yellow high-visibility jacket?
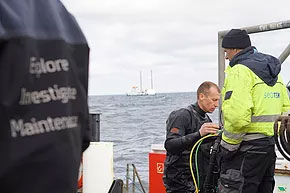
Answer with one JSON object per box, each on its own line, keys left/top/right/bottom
{"left": 221, "top": 47, "right": 290, "bottom": 150}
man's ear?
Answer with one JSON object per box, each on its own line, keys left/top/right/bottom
{"left": 199, "top": 93, "right": 205, "bottom": 100}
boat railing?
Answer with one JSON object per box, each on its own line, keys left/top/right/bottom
{"left": 124, "top": 163, "right": 147, "bottom": 193}
{"left": 287, "top": 80, "right": 290, "bottom": 92}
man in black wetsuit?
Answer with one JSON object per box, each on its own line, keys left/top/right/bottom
{"left": 163, "top": 81, "right": 220, "bottom": 193}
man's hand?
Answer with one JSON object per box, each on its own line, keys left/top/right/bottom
{"left": 199, "top": 122, "right": 219, "bottom": 137}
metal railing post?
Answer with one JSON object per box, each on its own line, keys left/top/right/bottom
{"left": 218, "top": 20, "right": 290, "bottom": 37}
{"left": 279, "top": 43, "right": 290, "bottom": 64}
{"left": 218, "top": 33, "right": 225, "bottom": 90}
{"left": 132, "top": 164, "right": 146, "bottom": 193}
{"left": 126, "top": 164, "right": 129, "bottom": 192}
{"left": 132, "top": 166, "right": 135, "bottom": 193}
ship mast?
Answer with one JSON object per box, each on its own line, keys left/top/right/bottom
{"left": 150, "top": 70, "right": 154, "bottom": 89}
{"left": 140, "top": 71, "right": 143, "bottom": 93}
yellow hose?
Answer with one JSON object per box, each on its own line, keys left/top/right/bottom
{"left": 189, "top": 134, "right": 217, "bottom": 193}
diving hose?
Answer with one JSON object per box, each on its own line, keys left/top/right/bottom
{"left": 189, "top": 133, "right": 218, "bottom": 193}
{"left": 274, "top": 115, "right": 290, "bottom": 162}
{"left": 203, "top": 132, "right": 222, "bottom": 193}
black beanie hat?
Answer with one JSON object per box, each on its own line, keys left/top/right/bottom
{"left": 222, "top": 29, "right": 251, "bottom": 49}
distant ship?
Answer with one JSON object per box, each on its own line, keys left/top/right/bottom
{"left": 127, "top": 70, "right": 156, "bottom": 96}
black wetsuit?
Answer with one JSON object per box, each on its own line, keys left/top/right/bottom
{"left": 163, "top": 103, "right": 214, "bottom": 193}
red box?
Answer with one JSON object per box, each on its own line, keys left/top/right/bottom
{"left": 149, "top": 151, "right": 166, "bottom": 193}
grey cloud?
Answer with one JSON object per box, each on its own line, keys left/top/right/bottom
{"left": 61, "top": 0, "right": 290, "bottom": 95}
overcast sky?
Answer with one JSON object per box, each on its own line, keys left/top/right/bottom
{"left": 60, "top": 0, "right": 290, "bottom": 95}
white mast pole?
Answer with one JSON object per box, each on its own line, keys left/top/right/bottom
{"left": 140, "top": 71, "right": 143, "bottom": 92}
{"left": 150, "top": 70, "right": 153, "bottom": 89}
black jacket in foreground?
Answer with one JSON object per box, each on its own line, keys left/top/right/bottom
{"left": 0, "top": 1, "right": 90, "bottom": 193}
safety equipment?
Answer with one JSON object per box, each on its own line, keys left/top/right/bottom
{"left": 203, "top": 132, "right": 222, "bottom": 193}
{"left": 222, "top": 61, "right": 290, "bottom": 149}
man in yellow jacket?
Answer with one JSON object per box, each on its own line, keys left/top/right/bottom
{"left": 219, "top": 29, "right": 290, "bottom": 193}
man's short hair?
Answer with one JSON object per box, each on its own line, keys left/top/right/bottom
{"left": 197, "top": 81, "right": 220, "bottom": 99}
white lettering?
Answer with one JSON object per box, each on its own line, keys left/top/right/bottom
{"left": 29, "top": 57, "right": 69, "bottom": 78}
{"left": 10, "top": 119, "right": 23, "bottom": 137}
{"left": 19, "top": 85, "right": 77, "bottom": 105}
{"left": 10, "top": 116, "right": 79, "bottom": 138}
